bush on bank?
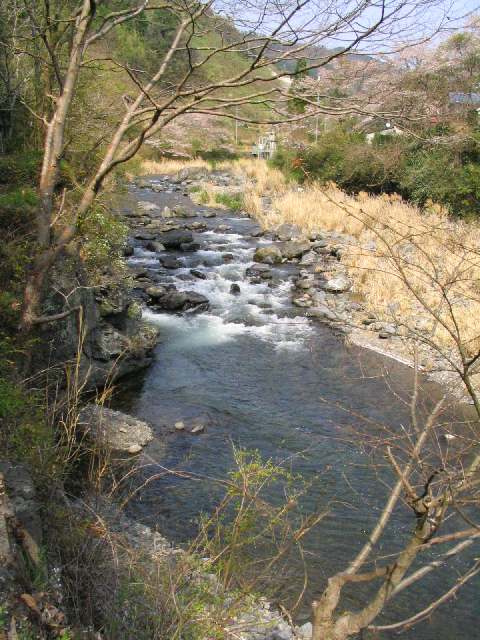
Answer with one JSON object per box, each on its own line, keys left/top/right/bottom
{"left": 271, "top": 127, "right": 480, "bottom": 218}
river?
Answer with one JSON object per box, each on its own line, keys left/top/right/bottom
{"left": 114, "top": 174, "right": 479, "bottom": 639}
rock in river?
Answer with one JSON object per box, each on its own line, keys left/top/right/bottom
{"left": 158, "top": 230, "right": 194, "bottom": 249}
{"left": 274, "top": 223, "right": 304, "bottom": 241}
{"left": 146, "top": 285, "right": 167, "bottom": 302}
{"left": 320, "top": 274, "right": 352, "bottom": 293}
{"left": 145, "top": 240, "right": 165, "bottom": 252}
{"left": 253, "top": 244, "right": 283, "bottom": 264}
{"left": 156, "top": 290, "right": 209, "bottom": 312}
{"left": 190, "top": 269, "right": 207, "bottom": 280}
{"left": 180, "top": 242, "right": 200, "bottom": 252}
{"left": 277, "top": 240, "right": 311, "bottom": 260}
{"left": 160, "top": 256, "right": 182, "bottom": 269}
{"left": 78, "top": 405, "right": 153, "bottom": 456}
{"left": 137, "top": 201, "right": 160, "bottom": 213}
{"left": 230, "top": 283, "right": 241, "bottom": 295}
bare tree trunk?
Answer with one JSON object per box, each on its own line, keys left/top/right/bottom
{"left": 312, "top": 534, "right": 424, "bottom": 640}
{"left": 36, "top": 0, "right": 94, "bottom": 248}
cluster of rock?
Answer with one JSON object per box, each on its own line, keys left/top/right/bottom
{"left": 249, "top": 222, "right": 399, "bottom": 341}
{"left": 127, "top": 168, "right": 403, "bottom": 356}
{"left": 123, "top": 178, "right": 226, "bottom": 313}
{"left": 42, "top": 258, "right": 159, "bottom": 392}
{"left": 0, "top": 462, "right": 68, "bottom": 637}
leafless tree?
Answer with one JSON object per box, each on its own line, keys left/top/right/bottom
{"left": 0, "top": 0, "right": 466, "bottom": 330}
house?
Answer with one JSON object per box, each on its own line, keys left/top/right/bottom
{"left": 252, "top": 131, "right": 277, "bottom": 159}
{"left": 365, "top": 122, "right": 403, "bottom": 144}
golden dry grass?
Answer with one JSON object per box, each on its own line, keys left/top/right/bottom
{"left": 233, "top": 161, "right": 480, "bottom": 360}
{"left": 141, "top": 158, "right": 210, "bottom": 175}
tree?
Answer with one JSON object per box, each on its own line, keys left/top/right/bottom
{"left": 289, "top": 57, "right": 309, "bottom": 113}
{"left": 0, "top": 0, "right": 462, "bottom": 331}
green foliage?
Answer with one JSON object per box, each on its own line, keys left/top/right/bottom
{"left": 191, "top": 138, "right": 205, "bottom": 158}
{"left": 272, "top": 127, "right": 480, "bottom": 217}
{"left": 0, "top": 187, "right": 38, "bottom": 209}
{"left": 0, "top": 604, "right": 7, "bottom": 630}
{"left": 0, "top": 375, "right": 59, "bottom": 484}
{"left": 196, "top": 447, "right": 311, "bottom": 599}
{"left": 0, "top": 151, "right": 41, "bottom": 186}
{"left": 214, "top": 191, "right": 243, "bottom": 211}
{"left": 112, "top": 7, "right": 186, "bottom": 80}
{"left": 199, "top": 147, "right": 239, "bottom": 164}
{"left": 0, "top": 377, "right": 24, "bottom": 419}
{"left": 78, "top": 203, "right": 128, "bottom": 276}
{"left": 0, "top": 157, "right": 39, "bottom": 320}
{"left": 288, "top": 58, "right": 309, "bottom": 113}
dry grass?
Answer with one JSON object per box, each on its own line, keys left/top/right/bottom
{"left": 232, "top": 161, "right": 480, "bottom": 361}
{"left": 230, "top": 158, "right": 287, "bottom": 194}
{"left": 141, "top": 158, "right": 210, "bottom": 175}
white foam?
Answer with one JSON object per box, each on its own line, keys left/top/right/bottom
{"left": 143, "top": 310, "right": 249, "bottom": 347}
{"left": 128, "top": 256, "right": 158, "bottom": 266}
{"left": 141, "top": 219, "right": 314, "bottom": 350}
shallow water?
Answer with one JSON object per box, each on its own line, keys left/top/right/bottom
{"left": 115, "top": 180, "right": 479, "bottom": 638}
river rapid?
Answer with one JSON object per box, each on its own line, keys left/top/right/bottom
{"left": 114, "top": 173, "right": 479, "bottom": 639}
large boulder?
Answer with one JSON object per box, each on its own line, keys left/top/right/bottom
{"left": 146, "top": 286, "right": 168, "bottom": 304}
{"left": 156, "top": 290, "right": 209, "bottom": 312}
{"left": 306, "top": 305, "right": 337, "bottom": 321}
{"left": 145, "top": 240, "right": 165, "bottom": 252}
{"left": 274, "top": 223, "right": 304, "bottom": 241}
{"left": 253, "top": 244, "right": 283, "bottom": 264}
{"left": 173, "top": 205, "right": 197, "bottom": 218}
{"left": 137, "top": 201, "right": 160, "bottom": 213}
{"left": 300, "top": 250, "right": 318, "bottom": 265}
{"left": 174, "top": 166, "right": 209, "bottom": 182}
{"left": 320, "top": 274, "right": 352, "bottom": 293}
{"left": 78, "top": 405, "right": 153, "bottom": 455}
{"left": 277, "top": 240, "right": 311, "bottom": 260}
{"left": 160, "top": 256, "right": 182, "bottom": 269}
{"left": 158, "top": 230, "right": 194, "bottom": 248}
{"left": 246, "top": 263, "right": 272, "bottom": 279}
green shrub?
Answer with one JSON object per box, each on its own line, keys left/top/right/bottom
{"left": 199, "top": 147, "right": 238, "bottom": 164}
{"left": 78, "top": 203, "right": 128, "bottom": 277}
{"left": 0, "top": 187, "right": 38, "bottom": 209}
{"left": 273, "top": 127, "right": 480, "bottom": 218}
{"left": 0, "top": 151, "right": 41, "bottom": 186}
{"left": 0, "top": 376, "right": 58, "bottom": 482}
{"left": 214, "top": 191, "right": 243, "bottom": 211}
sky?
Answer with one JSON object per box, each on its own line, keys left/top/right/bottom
{"left": 219, "top": 0, "right": 480, "bottom": 54}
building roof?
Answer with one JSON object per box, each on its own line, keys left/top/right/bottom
{"left": 449, "top": 92, "right": 480, "bottom": 105}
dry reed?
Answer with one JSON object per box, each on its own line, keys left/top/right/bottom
{"left": 233, "top": 161, "right": 480, "bottom": 360}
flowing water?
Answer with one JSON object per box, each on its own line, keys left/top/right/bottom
{"left": 114, "top": 179, "right": 479, "bottom": 639}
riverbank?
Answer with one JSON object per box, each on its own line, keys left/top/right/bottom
{"left": 2, "top": 160, "right": 475, "bottom": 639}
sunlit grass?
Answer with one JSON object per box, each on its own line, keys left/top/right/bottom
{"left": 234, "top": 161, "right": 480, "bottom": 360}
